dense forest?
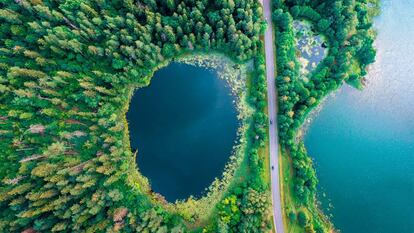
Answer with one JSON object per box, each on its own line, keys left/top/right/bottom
{"left": 273, "top": 0, "right": 379, "bottom": 232}
{"left": 0, "top": 0, "right": 272, "bottom": 232}
{"left": 0, "top": 0, "right": 381, "bottom": 232}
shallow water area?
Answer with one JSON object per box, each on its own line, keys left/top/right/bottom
{"left": 293, "top": 20, "right": 327, "bottom": 77}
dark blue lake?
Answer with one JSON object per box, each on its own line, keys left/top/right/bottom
{"left": 127, "top": 63, "right": 238, "bottom": 202}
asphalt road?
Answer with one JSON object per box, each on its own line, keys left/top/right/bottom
{"left": 262, "top": 0, "right": 285, "bottom": 233}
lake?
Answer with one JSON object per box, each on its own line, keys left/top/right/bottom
{"left": 127, "top": 62, "right": 238, "bottom": 202}
{"left": 304, "top": 0, "right": 414, "bottom": 232}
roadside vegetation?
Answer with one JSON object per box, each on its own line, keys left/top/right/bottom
{"left": 272, "top": 0, "right": 380, "bottom": 232}
{"left": 0, "top": 0, "right": 272, "bottom": 232}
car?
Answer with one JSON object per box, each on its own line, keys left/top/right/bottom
{"left": 271, "top": 166, "right": 274, "bottom": 170}
{"left": 270, "top": 119, "right": 273, "bottom": 125}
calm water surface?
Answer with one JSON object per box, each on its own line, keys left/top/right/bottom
{"left": 305, "top": 1, "right": 414, "bottom": 232}
{"left": 127, "top": 63, "right": 238, "bottom": 202}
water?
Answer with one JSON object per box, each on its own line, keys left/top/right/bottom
{"left": 293, "top": 20, "right": 327, "bottom": 77}
{"left": 305, "top": 1, "right": 414, "bottom": 232}
{"left": 127, "top": 63, "right": 238, "bottom": 202}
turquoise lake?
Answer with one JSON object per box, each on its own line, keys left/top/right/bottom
{"left": 305, "top": 0, "right": 414, "bottom": 232}
{"left": 127, "top": 63, "right": 238, "bottom": 202}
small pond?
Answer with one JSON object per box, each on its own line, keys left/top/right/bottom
{"left": 294, "top": 20, "right": 327, "bottom": 78}
{"left": 127, "top": 62, "right": 239, "bottom": 202}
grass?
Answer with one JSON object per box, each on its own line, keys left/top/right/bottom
{"left": 280, "top": 149, "right": 303, "bottom": 233}
{"left": 279, "top": 147, "right": 333, "bottom": 233}
{"left": 260, "top": 97, "right": 273, "bottom": 233}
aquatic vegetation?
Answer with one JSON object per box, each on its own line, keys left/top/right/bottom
{"left": 293, "top": 20, "right": 327, "bottom": 79}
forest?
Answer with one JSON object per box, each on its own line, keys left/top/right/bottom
{"left": 0, "top": 0, "right": 271, "bottom": 232}
{"left": 273, "top": 0, "right": 379, "bottom": 232}
{"left": 0, "top": 0, "right": 381, "bottom": 232}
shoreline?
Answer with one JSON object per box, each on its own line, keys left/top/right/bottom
{"left": 131, "top": 53, "right": 255, "bottom": 223}
{"left": 295, "top": 90, "right": 338, "bottom": 142}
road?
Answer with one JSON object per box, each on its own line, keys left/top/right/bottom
{"left": 262, "top": 0, "right": 285, "bottom": 233}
